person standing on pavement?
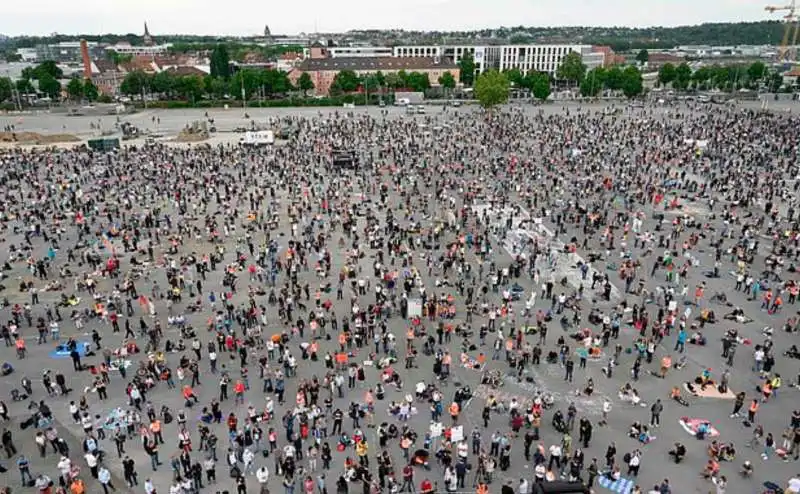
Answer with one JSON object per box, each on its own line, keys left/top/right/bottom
{"left": 650, "top": 399, "right": 663, "bottom": 427}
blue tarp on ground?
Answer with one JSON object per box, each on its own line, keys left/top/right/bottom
{"left": 49, "top": 341, "right": 90, "bottom": 359}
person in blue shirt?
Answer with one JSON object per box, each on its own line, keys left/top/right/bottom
{"left": 17, "top": 454, "right": 33, "bottom": 485}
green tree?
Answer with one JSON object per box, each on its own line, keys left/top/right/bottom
{"left": 474, "top": 70, "right": 509, "bottom": 109}
{"left": 384, "top": 72, "right": 400, "bottom": 89}
{"left": 458, "top": 54, "right": 476, "bottom": 86}
{"left": 673, "top": 63, "right": 692, "bottom": 90}
{"left": 16, "top": 78, "right": 34, "bottom": 95}
{"left": 504, "top": 68, "right": 524, "bottom": 86}
{"left": 330, "top": 70, "right": 360, "bottom": 94}
{"left": 747, "top": 61, "right": 766, "bottom": 82}
{"left": 658, "top": 63, "right": 676, "bottom": 86}
{"left": 438, "top": 71, "right": 456, "bottom": 90}
{"left": 531, "top": 72, "right": 551, "bottom": 101}
{"left": 83, "top": 79, "right": 99, "bottom": 102}
{"left": 361, "top": 73, "right": 381, "bottom": 92}
{"left": 0, "top": 77, "right": 12, "bottom": 102}
{"left": 66, "top": 78, "right": 84, "bottom": 101}
{"left": 636, "top": 49, "right": 649, "bottom": 64}
{"left": 397, "top": 70, "right": 409, "bottom": 88}
{"left": 25, "top": 60, "right": 63, "bottom": 80}
{"left": 210, "top": 44, "right": 231, "bottom": 80}
{"left": 260, "top": 69, "right": 291, "bottom": 95}
{"left": 120, "top": 70, "right": 151, "bottom": 96}
{"left": 297, "top": 72, "right": 314, "bottom": 94}
{"left": 107, "top": 50, "right": 132, "bottom": 65}
{"left": 38, "top": 73, "right": 62, "bottom": 99}
{"left": 604, "top": 66, "right": 624, "bottom": 91}
{"left": 374, "top": 71, "right": 386, "bottom": 88}
{"left": 405, "top": 72, "right": 430, "bottom": 92}
{"left": 175, "top": 75, "right": 205, "bottom": 101}
{"left": 768, "top": 72, "right": 783, "bottom": 92}
{"left": 556, "top": 52, "right": 586, "bottom": 86}
{"left": 580, "top": 67, "right": 605, "bottom": 97}
{"left": 205, "top": 76, "right": 228, "bottom": 99}
{"left": 692, "top": 66, "right": 712, "bottom": 83}
{"left": 621, "top": 66, "right": 644, "bottom": 98}
{"left": 151, "top": 71, "right": 176, "bottom": 97}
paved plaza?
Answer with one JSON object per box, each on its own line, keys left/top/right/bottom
{"left": 0, "top": 100, "right": 799, "bottom": 494}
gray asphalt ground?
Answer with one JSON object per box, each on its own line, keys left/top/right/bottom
{"left": 0, "top": 100, "right": 799, "bottom": 494}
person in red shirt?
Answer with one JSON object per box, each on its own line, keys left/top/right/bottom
{"left": 234, "top": 380, "right": 246, "bottom": 405}
{"left": 420, "top": 479, "right": 433, "bottom": 494}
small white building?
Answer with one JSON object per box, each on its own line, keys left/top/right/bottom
{"left": 107, "top": 42, "right": 171, "bottom": 57}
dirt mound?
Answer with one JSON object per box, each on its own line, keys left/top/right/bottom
{"left": 175, "top": 132, "right": 209, "bottom": 143}
{"left": 0, "top": 131, "right": 80, "bottom": 145}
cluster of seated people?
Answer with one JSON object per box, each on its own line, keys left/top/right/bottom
{"left": 619, "top": 383, "right": 643, "bottom": 406}
{"left": 707, "top": 440, "right": 736, "bottom": 462}
{"left": 629, "top": 421, "right": 655, "bottom": 444}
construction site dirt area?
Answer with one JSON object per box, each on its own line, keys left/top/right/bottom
{"left": 0, "top": 131, "right": 81, "bottom": 145}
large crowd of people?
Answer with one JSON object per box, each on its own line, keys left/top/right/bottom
{"left": 0, "top": 102, "right": 799, "bottom": 494}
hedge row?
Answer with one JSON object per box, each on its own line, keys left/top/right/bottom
{"left": 138, "top": 94, "right": 393, "bottom": 109}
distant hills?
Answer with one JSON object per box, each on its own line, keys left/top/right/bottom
{"left": 0, "top": 20, "right": 789, "bottom": 52}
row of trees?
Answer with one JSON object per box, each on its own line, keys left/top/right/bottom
{"left": 657, "top": 60, "right": 782, "bottom": 91}
{"left": 0, "top": 75, "right": 99, "bottom": 102}
{"left": 328, "top": 69, "right": 456, "bottom": 95}
{"left": 119, "top": 68, "right": 303, "bottom": 101}
{"left": 470, "top": 52, "right": 646, "bottom": 108}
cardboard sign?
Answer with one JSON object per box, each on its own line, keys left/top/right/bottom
{"left": 450, "top": 425, "right": 464, "bottom": 443}
{"left": 430, "top": 422, "right": 443, "bottom": 438}
{"left": 408, "top": 299, "right": 423, "bottom": 318}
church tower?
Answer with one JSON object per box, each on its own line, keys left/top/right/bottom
{"left": 143, "top": 22, "right": 153, "bottom": 46}
{"left": 263, "top": 25, "right": 273, "bottom": 45}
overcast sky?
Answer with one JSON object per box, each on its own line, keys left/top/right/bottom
{"left": 3, "top": 0, "right": 774, "bottom": 36}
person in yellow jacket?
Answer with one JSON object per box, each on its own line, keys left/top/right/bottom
{"left": 770, "top": 374, "right": 782, "bottom": 398}
{"left": 356, "top": 439, "right": 369, "bottom": 467}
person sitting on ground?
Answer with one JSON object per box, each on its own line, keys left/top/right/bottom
{"left": 718, "top": 443, "right": 736, "bottom": 461}
{"left": 701, "top": 459, "right": 719, "bottom": 479}
{"left": 670, "top": 386, "right": 689, "bottom": 406}
{"left": 739, "top": 460, "right": 753, "bottom": 478}
{"left": 668, "top": 442, "right": 686, "bottom": 463}
{"left": 629, "top": 421, "right": 643, "bottom": 439}
{"left": 689, "top": 332, "right": 707, "bottom": 345}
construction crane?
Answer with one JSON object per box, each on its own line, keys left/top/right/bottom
{"left": 766, "top": 0, "right": 799, "bottom": 61}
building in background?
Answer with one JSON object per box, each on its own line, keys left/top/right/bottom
{"left": 107, "top": 23, "right": 171, "bottom": 57}
{"left": 391, "top": 43, "right": 596, "bottom": 76}
{"left": 289, "top": 45, "right": 459, "bottom": 96}
{"left": 34, "top": 41, "right": 101, "bottom": 63}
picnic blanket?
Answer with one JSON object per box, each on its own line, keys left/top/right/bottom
{"left": 597, "top": 474, "right": 635, "bottom": 494}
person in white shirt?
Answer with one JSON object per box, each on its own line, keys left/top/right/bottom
{"left": 57, "top": 456, "right": 71, "bottom": 485}
{"left": 144, "top": 479, "right": 156, "bottom": 494}
{"left": 787, "top": 476, "right": 800, "bottom": 494}
{"left": 257, "top": 466, "right": 270, "bottom": 484}
{"left": 84, "top": 451, "right": 98, "bottom": 478}
{"left": 518, "top": 479, "right": 529, "bottom": 494}
{"left": 548, "top": 444, "right": 562, "bottom": 471}
{"left": 243, "top": 448, "right": 255, "bottom": 474}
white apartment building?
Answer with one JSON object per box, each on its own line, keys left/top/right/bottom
{"left": 392, "top": 44, "right": 594, "bottom": 76}
{"left": 329, "top": 46, "right": 393, "bottom": 58}
{"left": 107, "top": 42, "right": 172, "bottom": 56}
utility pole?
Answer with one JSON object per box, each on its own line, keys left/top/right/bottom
{"left": 241, "top": 77, "right": 246, "bottom": 113}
